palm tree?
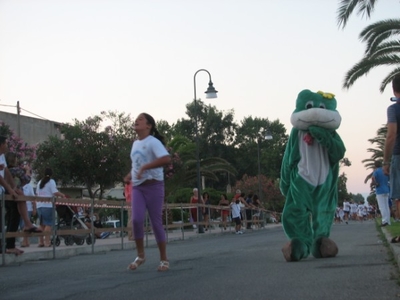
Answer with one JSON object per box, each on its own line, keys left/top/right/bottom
{"left": 343, "top": 20, "right": 400, "bottom": 92}
{"left": 362, "top": 125, "right": 386, "bottom": 188}
{"left": 337, "top": 1, "right": 400, "bottom": 92}
{"left": 165, "top": 135, "right": 237, "bottom": 197}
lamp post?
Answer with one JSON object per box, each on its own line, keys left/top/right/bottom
{"left": 257, "top": 130, "right": 273, "bottom": 201}
{"left": 193, "top": 69, "right": 218, "bottom": 233}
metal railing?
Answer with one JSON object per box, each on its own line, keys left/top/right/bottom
{"left": 0, "top": 194, "right": 280, "bottom": 266}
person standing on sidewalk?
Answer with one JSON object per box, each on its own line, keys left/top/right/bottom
{"left": 383, "top": 75, "right": 400, "bottom": 221}
{"left": 125, "top": 113, "right": 171, "bottom": 272}
{"left": 230, "top": 193, "right": 248, "bottom": 234}
{"left": 36, "top": 168, "right": 65, "bottom": 247}
{"left": 245, "top": 192, "right": 254, "bottom": 229}
{"left": 372, "top": 161, "right": 391, "bottom": 226}
{"left": 124, "top": 180, "right": 133, "bottom": 240}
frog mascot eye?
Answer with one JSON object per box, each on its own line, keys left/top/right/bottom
{"left": 280, "top": 89, "right": 346, "bottom": 262}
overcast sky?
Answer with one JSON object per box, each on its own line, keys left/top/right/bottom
{"left": 1, "top": 0, "right": 399, "bottom": 198}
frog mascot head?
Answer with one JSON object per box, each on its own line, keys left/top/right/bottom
{"left": 280, "top": 89, "right": 346, "bottom": 262}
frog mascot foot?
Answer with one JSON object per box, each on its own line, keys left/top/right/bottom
{"left": 312, "top": 237, "right": 338, "bottom": 259}
{"left": 281, "top": 238, "right": 309, "bottom": 262}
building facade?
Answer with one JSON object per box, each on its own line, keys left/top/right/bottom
{"left": 0, "top": 111, "right": 62, "bottom": 145}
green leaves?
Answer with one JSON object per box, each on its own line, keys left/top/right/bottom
{"left": 337, "top": 1, "right": 400, "bottom": 92}
{"left": 33, "top": 112, "right": 134, "bottom": 198}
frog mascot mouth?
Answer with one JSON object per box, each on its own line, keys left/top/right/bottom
{"left": 280, "top": 89, "right": 346, "bottom": 262}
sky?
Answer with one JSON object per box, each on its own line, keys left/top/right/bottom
{"left": 0, "top": 0, "right": 399, "bottom": 198}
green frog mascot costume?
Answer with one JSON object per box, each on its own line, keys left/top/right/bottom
{"left": 280, "top": 89, "right": 346, "bottom": 262}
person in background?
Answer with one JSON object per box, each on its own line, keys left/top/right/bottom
{"left": 383, "top": 75, "right": 400, "bottom": 221}
{"left": 218, "top": 194, "right": 230, "bottom": 230}
{"left": 343, "top": 199, "right": 350, "bottom": 224}
{"left": 5, "top": 152, "right": 41, "bottom": 233}
{"left": 36, "top": 168, "right": 65, "bottom": 247}
{"left": 124, "top": 179, "right": 133, "bottom": 240}
{"left": 125, "top": 113, "right": 171, "bottom": 272}
{"left": 202, "top": 192, "right": 210, "bottom": 231}
{"left": 245, "top": 192, "right": 254, "bottom": 230}
{"left": 20, "top": 180, "right": 37, "bottom": 247}
{"left": 0, "top": 142, "right": 32, "bottom": 256}
{"left": 251, "top": 194, "right": 264, "bottom": 228}
{"left": 372, "top": 160, "right": 391, "bottom": 227}
{"left": 190, "top": 188, "right": 203, "bottom": 229}
{"left": 230, "top": 191, "right": 249, "bottom": 234}
{"left": 83, "top": 210, "right": 109, "bottom": 239}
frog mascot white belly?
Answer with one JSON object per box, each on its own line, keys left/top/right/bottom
{"left": 280, "top": 90, "right": 346, "bottom": 262}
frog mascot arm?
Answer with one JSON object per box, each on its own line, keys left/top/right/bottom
{"left": 280, "top": 90, "right": 346, "bottom": 262}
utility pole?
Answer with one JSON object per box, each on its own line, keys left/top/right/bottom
{"left": 17, "top": 101, "right": 21, "bottom": 137}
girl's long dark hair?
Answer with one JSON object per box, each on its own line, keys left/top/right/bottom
{"left": 39, "top": 168, "right": 52, "bottom": 189}
{"left": 142, "top": 113, "right": 166, "bottom": 146}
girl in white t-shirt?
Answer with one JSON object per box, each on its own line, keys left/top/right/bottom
{"left": 36, "top": 168, "right": 65, "bottom": 247}
{"left": 125, "top": 113, "right": 171, "bottom": 272}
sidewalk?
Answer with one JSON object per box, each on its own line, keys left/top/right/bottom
{"left": 1, "top": 224, "right": 282, "bottom": 266}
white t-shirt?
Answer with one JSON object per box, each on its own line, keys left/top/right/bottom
{"left": 0, "top": 154, "right": 7, "bottom": 193}
{"left": 231, "top": 202, "right": 241, "bottom": 218}
{"left": 0, "top": 153, "right": 6, "bottom": 179}
{"left": 130, "top": 135, "right": 169, "bottom": 186}
{"left": 23, "top": 183, "right": 35, "bottom": 211}
{"left": 350, "top": 203, "right": 358, "bottom": 214}
{"left": 36, "top": 179, "right": 59, "bottom": 208}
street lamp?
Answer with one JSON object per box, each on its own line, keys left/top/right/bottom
{"left": 193, "top": 69, "right": 218, "bottom": 233}
{"left": 257, "top": 130, "right": 273, "bottom": 202}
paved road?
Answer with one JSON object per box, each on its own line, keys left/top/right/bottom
{"left": 0, "top": 221, "right": 399, "bottom": 300}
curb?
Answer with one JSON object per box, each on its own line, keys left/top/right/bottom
{"left": 382, "top": 227, "right": 400, "bottom": 269}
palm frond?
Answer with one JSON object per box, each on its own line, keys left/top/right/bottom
{"left": 359, "top": 19, "right": 400, "bottom": 55}
{"left": 380, "top": 67, "right": 400, "bottom": 92}
{"left": 369, "top": 40, "right": 400, "bottom": 60}
{"left": 337, "top": 0, "right": 377, "bottom": 29}
{"left": 343, "top": 54, "right": 400, "bottom": 90}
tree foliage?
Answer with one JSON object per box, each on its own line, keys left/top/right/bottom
{"left": 361, "top": 124, "right": 386, "bottom": 191}
{"left": 233, "top": 174, "right": 285, "bottom": 212}
{"left": 33, "top": 112, "right": 134, "bottom": 198}
{"left": 337, "top": 0, "right": 378, "bottom": 29}
{"left": 337, "top": 1, "right": 400, "bottom": 92}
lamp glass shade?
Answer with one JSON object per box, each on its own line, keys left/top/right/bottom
{"left": 265, "top": 131, "right": 273, "bottom": 140}
{"left": 205, "top": 82, "right": 218, "bottom": 99}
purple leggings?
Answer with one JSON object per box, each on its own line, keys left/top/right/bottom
{"left": 132, "top": 181, "right": 166, "bottom": 243}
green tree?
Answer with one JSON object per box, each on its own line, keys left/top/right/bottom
{"left": 33, "top": 112, "right": 134, "bottom": 198}
{"left": 234, "top": 117, "right": 288, "bottom": 182}
{"left": 338, "top": 172, "right": 350, "bottom": 204}
{"left": 350, "top": 192, "right": 366, "bottom": 204}
{"left": 173, "top": 100, "right": 237, "bottom": 190}
{"left": 337, "top": 1, "right": 400, "bottom": 92}
{"left": 164, "top": 134, "right": 237, "bottom": 197}
{"left": 234, "top": 174, "right": 285, "bottom": 212}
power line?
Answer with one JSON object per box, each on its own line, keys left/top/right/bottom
{"left": 0, "top": 101, "right": 51, "bottom": 121}
{"left": 20, "top": 107, "right": 50, "bottom": 121}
